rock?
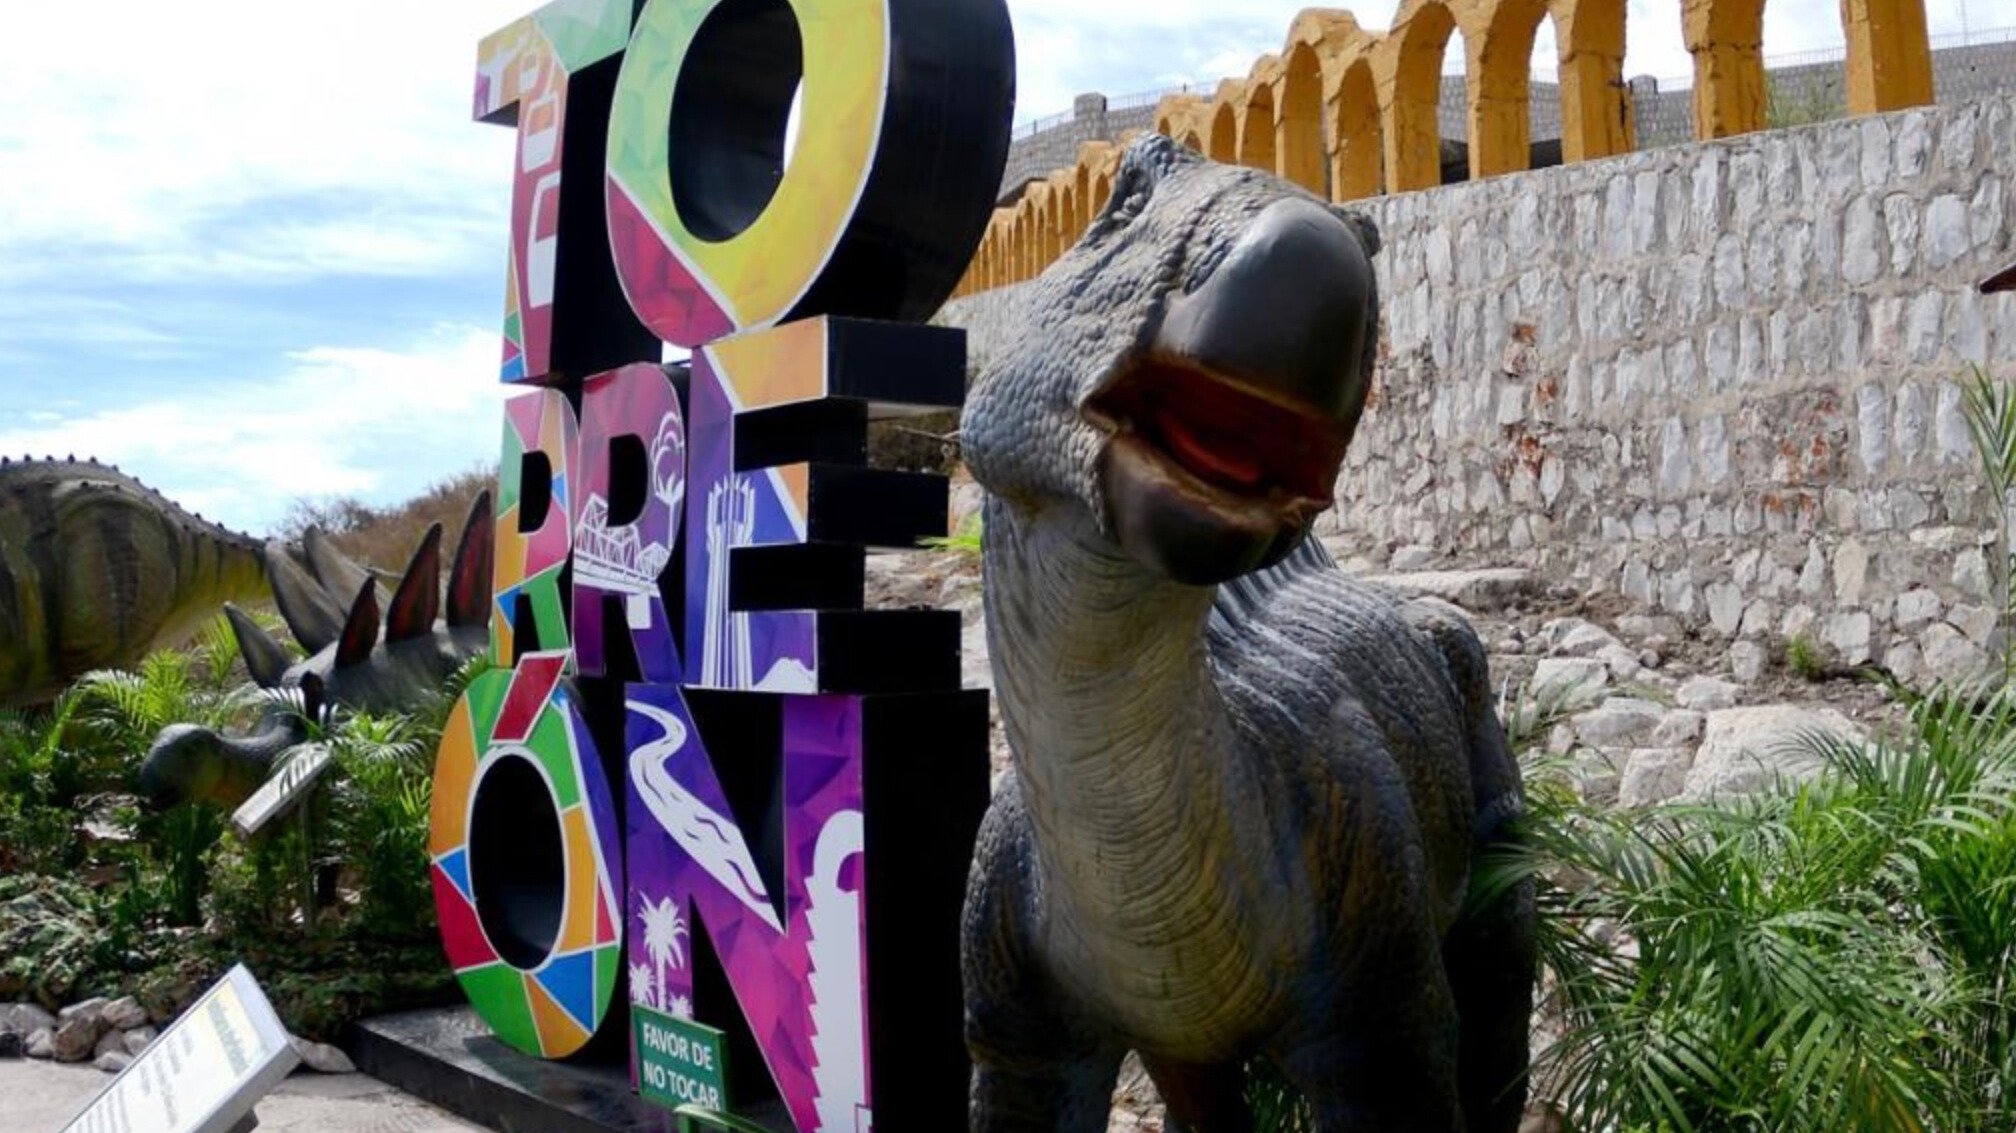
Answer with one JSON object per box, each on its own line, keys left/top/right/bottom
{"left": 59, "top": 997, "right": 108, "bottom": 1023}
{"left": 1359, "top": 568, "right": 1538, "bottom": 614}
{"left": 94, "top": 1050, "right": 132, "bottom": 1074}
{"left": 1389, "top": 544, "right": 1438, "bottom": 571}
{"left": 1895, "top": 587, "right": 1943, "bottom": 629}
{"left": 1729, "top": 641, "right": 1768, "bottom": 683}
{"left": 0, "top": 1031, "right": 20, "bottom": 1059}
{"left": 1530, "top": 657, "right": 1611, "bottom": 708}
{"left": 0, "top": 1003, "right": 55, "bottom": 1037}
{"left": 1570, "top": 747, "right": 1623, "bottom": 806}
{"left": 1821, "top": 611, "right": 1874, "bottom": 666}
{"left": 1620, "top": 747, "right": 1694, "bottom": 807}
{"left": 92, "top": 1026, "right": 125, "bottom": 1061}
{"left": 1921, "top": 623, "right": 1994, "bottom": 685}
{"left": 1638, "top": 648, "right": 1663, "bottom": 670}
{"left": 1949, "top": 603, "right": 2000, "bottom": 647}
{"left": 25, "top": 1029, "right": 53, "bottom": 1059}
{"left": 1547, "top": 619, "right": 1622, "bottom": 657}
{"left": 1652, "top": 709, "right": 1706, "bottom": 747}
{"left": 1683, "top": 705, "right": 1865, "bottom": 801}
{"left": 289, "top": 1035, "right": 356, "bottom": 1074}
{"left": 52, "top": 1013, "right": 100, "bottom": 1062}
{"left": 1598, "top": 643, "right": 1643, "bottom": 682}
{"left": 100, "top": 996, "right": 147, "bottom": 1032}
{"left": 123, "top": 1026, "right": 157, "bottom": 1056}
{"left": 1677, "top": 676, "right": 1740, "bottom": 711}
{"left": 1615, "top": 614, "right": 1683, "bottom": 642}
{"left": 1571, "top": 698, "right": 1666, "bottom": 748}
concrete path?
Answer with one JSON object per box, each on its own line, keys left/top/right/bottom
{"left": 7, "top": 1057, "right": 490, "bottom": 1133}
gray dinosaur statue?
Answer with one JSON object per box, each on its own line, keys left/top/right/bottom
{"left": 139, "top": 493, "right": 494, "bottom": 809}
{"left": 959, "top": 134, "right": 1534, "bottom": 1133}
{"left": 0, "top": 457, "right": 270, "bottom": 708}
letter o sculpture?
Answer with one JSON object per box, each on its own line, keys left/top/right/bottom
{"left": 430, "top": 663, "right": 624, "bottom": 1059}
{"left": 605, "top": 0, "right": 1015, "bottom": 345}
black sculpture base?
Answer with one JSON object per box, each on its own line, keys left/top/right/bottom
{"left": 348, "top": 1007, "right": 791, "bottom": 1133}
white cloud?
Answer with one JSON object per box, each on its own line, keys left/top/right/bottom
{"left": 0, "top": 325, "right": 510, "bottom": 534}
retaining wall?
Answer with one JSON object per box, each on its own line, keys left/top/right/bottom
{"left": 942, "top": 93, "right": 2016, "bottom": 685}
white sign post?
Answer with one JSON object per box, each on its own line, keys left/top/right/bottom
{"left": 60, "top": 965, "right": 300, "bottom": 1133}
{"left": 231, "top": 745, "right": 334, "bottom": 839}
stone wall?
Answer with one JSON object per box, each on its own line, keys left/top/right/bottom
{"left": 942, "top": 93, "right": 2016, "bottom": 687}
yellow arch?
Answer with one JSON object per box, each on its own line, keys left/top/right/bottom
{"left": 1333, "top": 56, "right": 1384, "bottom": 200}
{"left": 1240, "top": 65, "right": 1280, "bottom": 173}
{"left": 1277, "top": 39, "right": 1329, "bottom": 194}
{"left": 1842, "top": 0, "right": 1934, "bottom": 115}
{"left": 1383, "top": 0, "right": 1464, "bottom": 191}
{"left": 1683, "top": 0, "right": 1766, "bottom": 139}
{"left": 1208, "top": 97, "right": 1240, "bottom": 163}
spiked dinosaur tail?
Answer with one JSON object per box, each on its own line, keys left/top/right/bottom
{"left": 0, "top": 456, "right": 269, "bottom": 708}
{"left": 139, "top": 491, "right": 495, "bottom": 810}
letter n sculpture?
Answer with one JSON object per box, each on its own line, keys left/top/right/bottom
{"left": 428, "top": 0, "right": 1014, "bottom": 1128}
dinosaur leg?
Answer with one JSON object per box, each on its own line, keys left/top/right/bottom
{"left": 1406, "top": 597, "right": 1539, "bottom": 1133}
{"left": 1274, "top": 944, "right": 1467, "bottom": 1133}
{"left": 1142, "top": 1056, "right": 1251, "bottom": 1133}
{"left": 1443, "top": 875, "right": 1537, "bottom": 1133}
{"left": 964, "top": 778, "right": 1121, "bottom": 1133}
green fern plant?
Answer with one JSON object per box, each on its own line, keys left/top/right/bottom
{"left": 1961, "top": 364, "right": 2016, "bottom": 678}
{"left": 1477, "top": 681, "right": 2016, "bottom": 1132}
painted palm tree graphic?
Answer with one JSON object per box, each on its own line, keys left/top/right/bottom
{"left": 639, "top": 893, "right": 689, "bottom": 1012}
{"left": 629, "top": 961, "right": 656, "bottom": 1009}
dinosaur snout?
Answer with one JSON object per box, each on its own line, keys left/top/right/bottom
{"left": 1155, "top": 196, "right": 1376, "bottom": 426}
{"left": 1084, "top": 196, "right": 1379, "bottom": 586}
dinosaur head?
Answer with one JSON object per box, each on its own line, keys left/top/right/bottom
{"left": 964, "top": 134, "right": 1381, "bottom": 585}
{"left": 138, "top": 492, "right": 495, "bottom": 810}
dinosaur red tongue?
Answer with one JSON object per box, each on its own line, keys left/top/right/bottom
{"left": 1156, "top": 406, "right": 1265, "bottom": 490}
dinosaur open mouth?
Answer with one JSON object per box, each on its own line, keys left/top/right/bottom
{"left": 1085, "top": 354, "right": 1347, "bottom": 504}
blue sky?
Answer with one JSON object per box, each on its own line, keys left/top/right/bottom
{"left": 0, "top": 0, "right": 1978, "bottom": 534}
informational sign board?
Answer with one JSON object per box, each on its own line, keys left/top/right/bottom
{"left": 633, "top": 1006, "right": 730, "bottom": 1112}
{"left": 60, "top": 964, "right": 299, "bottom": 1133}
{"left": 231, "top": 745, "right": 334, "bottom": 838}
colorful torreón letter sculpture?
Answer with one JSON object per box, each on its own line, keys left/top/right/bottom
{"left": 436, "top": 0, "right": 1012, "bottom": 1128}
{"left": 959, "top": 137, "right": 1535, "bottom": 1132}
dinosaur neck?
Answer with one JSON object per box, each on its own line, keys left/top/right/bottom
{"left": 982, "top": 496, "right": 1283, "bottom": 1047}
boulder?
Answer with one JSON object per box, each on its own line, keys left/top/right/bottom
{"left": 1615, "top": 614, "right": 1683, "bottom": 642}
{"left": 1676, "top": 676, "right": 1740, "bottom": 712}
{"left": 1597, "top": 643, "right": 1643, "bottom": 682}
{"left": 94, "top": 1050, "right": 132, "bottom": 1074}
{"left": 24, "top": 1029, "right": 53, "bottom": 1059}
{"left": 59, "top": 997, "right": 108, "bottom": 1023}
{"left": 1570, "top": 698, "right": 1666, "bottom": 749}
{"left": 122, "top": 1026, "right": 158, "bottom": 1056}
{"left": 1569, "top": 747, "right": 1623, "bottom": 806}
{"left": 1530, "top": 658, "right": 1611, "bottom": 709}
{"left": 1620, "top": 747, "right": 1695, "bottom": 807}
{"left": 1651, "top": 709, "right": 1706, "bottom": 747}
{"left": 1728, "top": 640, "right": 1768, "bottom": 683}
{"left": 289, "top": 1035, "right": 356, "bottom": 1074}
{"left": 1545, "top": 619, "right": 1623, "bottom": 658}
{"left": 53, "top": 1013, "right": 103, "bottom": 1062}
{"left": 0, "top": 1003, "right": 56, "bottom": 1037}
{"left": 101, "top": 996, "right": 147, "bottom": 1032}
{"left": 92, "top": 1026, "right": 125, "bottom": 1061}
{"left": 1682, "top": 705, "right": 1865, "bottom": 801}
{"left": 1921, "top": 623, "right": 1995, "bottom": 686}
{"left": 1358, "top": 568, "right": 1539, "bottom": 614}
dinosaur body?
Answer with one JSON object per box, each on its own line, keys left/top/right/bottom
{"left": 959, "top": 137, "right": 1533, "bottom": 1132}
{"left": 0, "top": 458, "right": 268, "bottom": 708}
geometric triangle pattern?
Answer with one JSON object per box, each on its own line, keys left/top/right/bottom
{"left": 429, "top": 667, "right": 624, "bottom": 1061}
{"left": 533, "top": 948, "right": 599, "bottom": 1034}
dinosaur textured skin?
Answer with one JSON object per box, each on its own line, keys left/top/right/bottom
{"left": 0, "top": 458, "right": 268, "bottom": 708}
{"left": 959, "top": 136, "right": 1534, "bottom": 1133}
